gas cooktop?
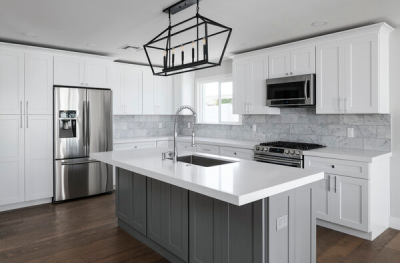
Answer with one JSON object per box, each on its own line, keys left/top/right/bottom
{"left": 259, "top": 141, "right": 326, "bottom": 151}
{"left": 254, "top": 141, "right": 326, "bottom": 160}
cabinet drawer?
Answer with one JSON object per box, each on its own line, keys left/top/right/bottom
{"left": 156, "top": 140, "right": 169, "bottom": 148}
{"left": 114, "top": 141, "right": 156, "bottom": 151}
{"left": 176, "top": 141, "right": 196, "bottom": 152}
{"left": 304, "top": 156, "right": 369, "bottom": 179}
{"left": 196, "top": 143, "right": 220, "bottom": 155}
{"left": 220, "top": 146, "right": 254, "bottom": 161}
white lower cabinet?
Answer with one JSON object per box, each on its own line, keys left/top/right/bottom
{"left": 315, "top": 174, "right": 335, "bottom": 222}
{"left": 25, "top": 115, "right": 53, "bottom": 201}
{"left": 220, "top": 146, "right": 254, "bottom": 161}
{"left": 196, "top": 143, "right": 220, "bottom": 155}
{"left": 0, "top": 115, "right": 53, "bottom": 207}
{"left": 0, "top": 115, "right": 24, "bottom": 205}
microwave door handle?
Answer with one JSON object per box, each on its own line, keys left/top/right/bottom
{"left": 304, "top": 78, "right": 308, "bottom": 101}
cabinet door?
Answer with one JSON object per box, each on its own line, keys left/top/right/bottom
{"left": 85, "top": 60, "right": 111, "bottom": 88}
{"left": 54, "top": 56, "right": 85, "bottom": 86}
{"left": 112, "top": 66, "right": 124, "bottom": 115}
{"left": 232, "top": 60, "right": 247, "bottom": 114}
{"left": 130, "top": 173, "right": 147, "bottom": 235}
{"left": 0, "top": 115, "right": 24, "bottom": 205}
{"left": 269, "top": 50, "right": 290, "bottom": 79}
{"left": 290, "top": 46, "right": 316, "bottom": 75}
{"left": 142, "top": 69, "right": 155, "bottom": 114}
{"left": 316, "top": 41, "right": 345, "bottom": 114}
{"left": 0, "top": 49, "right": 24, "bottom": 115}
{"left": 154, "top": 76, "right": 174, "bottom": 115}
{"left": 25, "top": 53, "right": 53, "bottom": 115}
{"left": 147, "top": 178, "right": 165, "bottom": 246}
{"left": 25, "top": 115, "right": 53, "bottom": 201}
{"left": 116, "top": 168, "right": 132, "bottom": 224}
{"left": 334, "top": 175, "right": 369, "bottom": 231}
{"left": 124, "top": 67, "right": 143, "bottom": 115}
{"left": 164, "top": 184, "right": 189, "bottom": 261}
{"left": 344, "top": 34, "right": 378, "bottom": 113}
{"left": 315, "top": 174, "right": 335, "bottom": 222}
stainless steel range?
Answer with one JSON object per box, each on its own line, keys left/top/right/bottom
{"left": 253, "top": 141, "right": 325, "bottom": 168}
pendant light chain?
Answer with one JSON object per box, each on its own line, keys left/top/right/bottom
{"left": 196, "top": 0, "right": 199, "bottom": 14}
{"left": 168, "top": 10, "right": 171, "bottom": 27}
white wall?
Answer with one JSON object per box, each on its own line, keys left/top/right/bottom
{"left": 390, "top": 26, "right": 400, "bottom": 229}
{"left": 195, "top": 60, "right": 232, "bottom": 79}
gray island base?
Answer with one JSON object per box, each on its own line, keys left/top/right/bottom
{"left": 116, "top": 168, "right": 316, "bottom": 263}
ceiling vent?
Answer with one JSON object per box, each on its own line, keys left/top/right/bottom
{"left": 118, "top": 44, "right": 143, "bottom": 52}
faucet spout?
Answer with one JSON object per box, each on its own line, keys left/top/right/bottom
{"left": 165, "top": 105, "right": 197, "bottom": 163}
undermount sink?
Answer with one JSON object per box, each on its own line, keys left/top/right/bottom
{"left": 177, "top": 155, "right": 236, "bottom": 167}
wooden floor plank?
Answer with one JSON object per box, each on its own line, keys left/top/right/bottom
{"left": 1, "top": 192, "right": 400, "bottom": 263}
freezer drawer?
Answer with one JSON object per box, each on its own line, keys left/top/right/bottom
{"left": 54, "top": 159, "right": 112, "bottom": 202}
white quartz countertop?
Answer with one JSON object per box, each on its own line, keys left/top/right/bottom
{"left": 91, "top": 148, "right": 324, "bottom": 206}
{"left": 113, "top": 136, "right": 258, "bottom": 149}
{"left": 303, "top": 147, "right": 392, "bottom": 163}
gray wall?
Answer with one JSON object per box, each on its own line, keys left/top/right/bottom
{"left": 113, "top": 109, "right": 391, "bottom": 151}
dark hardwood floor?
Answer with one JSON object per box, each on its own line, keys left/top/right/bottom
{"left": 0, "top": 193, "right": 399, "bottom": 263}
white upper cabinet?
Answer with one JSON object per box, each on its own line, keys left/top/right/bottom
{"left": 173, "top": 72, "right": 195, "bottom": 114}
{"left": 143, "top": 69, "right": 174, "bottom": 115}
{"left": 0, "top": 115, "right": 24, "bottom": 205}
{"left": 124, "top": 66, "right": 143, "bottom": 115}
{"left": 112, "top": 66, "right": 124, "bottom": 115}
{"left": 25, "top": 115, "right": 53, "bottom": 201}
{"left": 54, "top": 56, "right": 85, "bottom": 86}
{"left": 268, "top": 50, "right": 290, "bottom": 79}
{"left": 0, "top": 49, "right": 24, "bottom": 115}
{"left": 316, "top": 24, "right": 391, "bottom": 114}
{"left": 54, "top": 56, "right": 112, "bottom": 88}
{"left": 25, "top": 52, "right": 53, "bottom": 115}
{"left": 269, "top": 46, "right": 315, "bottom": 79}
{"left": 316, "top": 40, "right": 344, "bottom": 114}
{"left": 233, "top": 56, "right": 280, "bottom": 115}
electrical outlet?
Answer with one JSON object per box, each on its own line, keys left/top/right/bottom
{"left": 159, "top": 122, "right": 163, "bottom": 128}
{"left": 277, "top": 215, "right": 288, "bottom": 231}
{"left": 188, "top": 122, "right": 191, "bottom": 128}
{"left": 252, "top": 124, "right": 257, "bottom": 132}
{"left": 347, "top": 127, "right": 354, "bottom": 138}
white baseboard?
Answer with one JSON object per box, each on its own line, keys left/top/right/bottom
{"left": 0, "top": 198, "right": 52, "bottom": 212}
{"left": 390, "top": 216, "right": 400, "bottom": 230}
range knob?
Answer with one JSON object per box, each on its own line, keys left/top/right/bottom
{"left": 295, "top": 150, "right": 300, "bottom": 155}
{"left": 284, "top": 149, "right": 289, "bottom": 154}
{"left": 256, "top": 146, "right": 260, "bottom": 151}
{"left": 289, "top": 150, "right": 295, "bottom": 155}
{"left": 264, "top": 147, "right": 269, "bottom": 152}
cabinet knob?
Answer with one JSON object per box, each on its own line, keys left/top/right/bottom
{"left": 332, "top": 165, "right": 335, "bottom": 168}
{"left": 81, "top": 83, "right": 84, "bottom": 85}
{"left": 290, "top": 72, "right": 293, "bottom": 75}
{"left": 234, "top": 152, "right": 237, "bottom": 155}
{"left": 286, "top": 73, "right": 289, "bottom": 76}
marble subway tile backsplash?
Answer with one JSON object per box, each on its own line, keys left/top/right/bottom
{"left": 113, "top": 108, "right": 392, "bottom": 151}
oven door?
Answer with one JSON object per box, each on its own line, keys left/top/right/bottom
{"left": 254, "top": 154, "right": 303, "bottom": 168}
{"left": 266, "top": 74, "right": 315, "bottom": 107}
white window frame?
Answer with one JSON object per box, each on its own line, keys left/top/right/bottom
{"left": 195, "top": 74, "right": 242, "bottom": 125}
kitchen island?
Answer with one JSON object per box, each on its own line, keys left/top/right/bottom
{"left": 92, "top": 148, "right": 324, "bottom": 263}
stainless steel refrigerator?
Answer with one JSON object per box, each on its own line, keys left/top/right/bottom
{"left": 53, "top": 87, "right": 113, "bottom": 202}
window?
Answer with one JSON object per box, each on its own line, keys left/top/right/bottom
{"left": 196, "top": 76, "right": 241, "bottom": 124}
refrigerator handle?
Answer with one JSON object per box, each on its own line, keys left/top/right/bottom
{"left": 87, "top": 101, "right": 90, "bottom": 150}
{"left": 83, "top": 101, "right": 87, "bottom": 148}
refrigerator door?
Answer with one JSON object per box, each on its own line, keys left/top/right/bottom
{"left": 54, "top": 87, "right": 87, "bottom": 159}
{"left": 87, "top": 89, "right": 113, "bottom": 154}
{"left": 54, "top": 158, "right": 113, "bottom": 202}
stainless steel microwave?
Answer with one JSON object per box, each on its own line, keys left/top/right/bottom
{"left": 266, "top": 74, "right": 315, "bottom": 107}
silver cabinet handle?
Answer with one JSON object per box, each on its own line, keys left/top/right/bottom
{"left": 26, "top": 101, "right": 28, "bottom": 115}
{"left": 344, "top": 98, "right": 348, "bottom": 113}
{"left": 61, "top": 160, "right": 100, "bottom": 165}
{"left": 81, "top": 83, "right": 84, "bottom": 85}
{"left": 20, "top": 101, "right": 22, "bottom": 114}
{"left": 26, "top": 115, "right": 28, "bottom": 128}
{"left": 327, "top": 175, "right": 331, "bottom": 192}
{"left": 20, "top": 115, "right": 22, "bottom": 128}
{"left": 334, "top": 176, "right": 337, "bottom": 193}
{"left": 304, "top": 79, "right": 308, "bottom": 101}
{"left": 202, "top": 149, "right": 211, "bottom": 151}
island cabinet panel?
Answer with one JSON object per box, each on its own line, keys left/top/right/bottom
{"left": 147, "top": 178, "right": 189, "bottom": 262}
{"left": 116, "top": 169, "right": 147, "bottom": 235}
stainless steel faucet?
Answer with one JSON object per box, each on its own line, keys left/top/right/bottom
{"left": 162, "top": 105, "right": 197, "bottom": 162}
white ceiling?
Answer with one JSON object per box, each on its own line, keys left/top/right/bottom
{"left": 1, "top": 0, "right": 400, "bottom": 65}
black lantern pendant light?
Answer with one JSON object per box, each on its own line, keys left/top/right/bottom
{"left": 143, "top": 0, "right": 232, "bottom": 76}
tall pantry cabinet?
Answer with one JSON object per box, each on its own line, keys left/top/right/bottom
{"left": 0, "top": 48, "right": 53, "bottom": 208}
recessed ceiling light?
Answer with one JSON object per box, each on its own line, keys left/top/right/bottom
{"left": 311, "top": 21, "right": 328, "bottom": 27}
{"left": 87, "top": 43, "right": 98, "bottom": 47}
{"left": 23, "top": 32, "right": 39, "bottom": 38}
{"left": 234, "top": 42, "right": 246, "bottom": 46}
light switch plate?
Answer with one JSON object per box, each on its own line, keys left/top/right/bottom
{"left": 277, "top": 215, "right": 288, "bottom": 231}
{"left": 252, "top": 124, "right": 257, "bottom": 132}
{"left": 159, "top": 122, "right": 163, "bottom": 128}
{"left": 347, "top": 128, "right": 354, "bottom": 138}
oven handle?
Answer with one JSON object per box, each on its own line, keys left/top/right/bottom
{"left": 254, "top": 155, "right": 302, "bottom": 165}
{"left": 255, "top": 158, "right": 301, "bottom": 168}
